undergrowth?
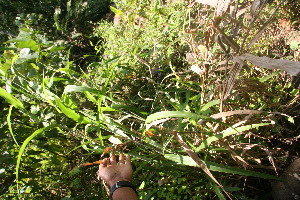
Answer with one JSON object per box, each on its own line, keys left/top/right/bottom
{"left": 0, "top": 0, "right": 299, "bottom": 199}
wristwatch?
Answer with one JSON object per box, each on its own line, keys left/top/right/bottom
{"left": 110, "top": 181, "right": 137, "bottom": 195}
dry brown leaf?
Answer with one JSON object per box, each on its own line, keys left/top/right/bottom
{"left": 218, "top": 140, "right": 249, "bottom": 168}
{"left": 223, "top": 62, "right": 243, "bottom": 100}
{"left": 215, "top": 65, "right": 233, "bottom": 71}
{"left": 195, "top": 0, "right": 230, "bottom": 16}
{"left": 173, "top": 132, "right": 232, "bottom": 199}
{"left": 186, "top": 52, "right": 197, "bottom": 63}
{"left": 235, "top": 6, "right": 250, "bottom": 18}
{"left": 158, "top": 177, "right": 171, "bottom": 186}
{"left": 215, "top": 0, "right": 231, "bottom": 16}
{"left": 234, "top": 53, "right": 300, "bottom": 76}
{"left": 211, "top": 110, "right": 262, "bottom": 119}
{"left": 195, "top": 0, "right": 218, "bottom": 7}
{"left": 242, "top": 144, "right": 278, "bottom": 175}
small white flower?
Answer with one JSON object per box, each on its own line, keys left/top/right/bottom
{"left": 191, "top": 64, "right": 205, "bottom": 75}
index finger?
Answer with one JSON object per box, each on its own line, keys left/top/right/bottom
{"left": 125, "top": 154, "right": 131, "bottom": 165}
{"left": 99, "top": 158, "right": 108, "bottom": 169}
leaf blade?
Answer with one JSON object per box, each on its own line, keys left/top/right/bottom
{"left": 16, "top": 125, "right": 56, "bottom": 188}
{"left": 164, "top": 154, "right": 282, "bottom": 180}
{"left": 196, "top": 123, "right": 271, "bottom": 151}
{"left": 0, "top": 88, "right": 24, "bottom": 109}
{"left": 54, "top": 96, "right": 93, "bottom": 124}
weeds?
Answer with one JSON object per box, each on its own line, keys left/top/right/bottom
{"left": 0, "top": 0, "right": 299, "bottom": 199}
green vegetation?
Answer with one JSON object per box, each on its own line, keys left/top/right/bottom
{"left": 0, "top": 0, "right": 299, "bottom": 199}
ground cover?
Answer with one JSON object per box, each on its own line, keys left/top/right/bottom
{"left": 0, "top": 0, "right": 299, "bottom": 199}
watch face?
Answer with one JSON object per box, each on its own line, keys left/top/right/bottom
{"left": 111, "top": 181, "right": 137, "bottom": 195}
{"left": 116, "top": 181, "right": 133, "bottom": 187}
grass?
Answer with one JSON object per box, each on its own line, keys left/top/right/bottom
{"left": 0, "top": 0, "right": 299, "bottom": 199}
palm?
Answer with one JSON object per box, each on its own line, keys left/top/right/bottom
{"left": 97, "top": 154, "right": 133, "bottom": 187}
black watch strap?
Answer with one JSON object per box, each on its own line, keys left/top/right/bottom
{"left": 110, "top": 181, "right": 137, "bottom": 195}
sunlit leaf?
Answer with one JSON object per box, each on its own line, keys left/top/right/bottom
{"left": 49, "top": 46, "right": 66, "bottom": 52}
{"left": 196, "top": 123, "right": 270, "bottom": 151}
{"left": 54, "top": 97, "right": 93, "bottom": 124}
{"left": 64, "top": 85, "right": 99, "bottom": 94}
{"left": 0, "top": 88, "right": 24, "bottom": 109}
{"left": 16, "top": 48, "right": 38, "bottom": 64}
{"left": 110, "top": 6, "right": 124, "bottom": 15}
{"left": 200, "top": 100, "right": 220, "bottom": 111}
{"left": 16, "top": 125, "right": 56, "bottom": 186}
{"left": 108, "top": 136, "right": 123, "bottom": 144}
{"left": 145, "top": 111, "right": 224, "bottom": 130}
{"left": 99, "top": 107, "right": 118, "bottom": 112}
{"left": 259, "top": 71, "right": 280, "bottom": 82}
{"left": 7, "top": 105, "right": 19, "bottom": 146}
{"left": 164, "top": 154, "right": 282, "bottom": 180}
{"left": 288, "top": 117, "right": 294, "bottom": 124}
{"left": 8, "top": 39, "right": 38, "bottom": 51}
{"left": 84, "top": 91, "right": 97, "bottom": 103}
{"left": 146, "top": 111, "right": 212, "bottom": 125}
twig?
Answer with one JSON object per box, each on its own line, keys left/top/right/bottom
{"left": 173, "top": 131, "right": 232, "bottom": 199}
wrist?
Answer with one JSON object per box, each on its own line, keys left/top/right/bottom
{"left": 110, "top": 181, "right": 138, "bottom": 197}
{"left": 108, "top": 178, "right": 132, "bottom": 187}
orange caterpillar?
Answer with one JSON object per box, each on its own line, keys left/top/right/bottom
{"left": 82, "top": 160, "right": 103, "bottom": 166}
{"left": 70, "top": 146, "right": 114, "bottom": 172}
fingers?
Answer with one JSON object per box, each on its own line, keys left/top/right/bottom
{"left": 110, "top": 153, "right": 117, "bottom": 165}
{"left": 99, "top": 158, "right": 108, "bottom": 169}
{"left": 125, "top": 154, "right": 131, "bottom": 165}
{"left": 99, "top": 154, "right": 130, "bottom": 167}
{"left": 119, "top": 153, "right": 125, "bottom": 164}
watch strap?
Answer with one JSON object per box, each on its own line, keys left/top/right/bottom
{"left": 110, "top": 181, "right": 137, "bottom": 195}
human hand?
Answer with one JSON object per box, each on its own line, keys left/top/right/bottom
{"left": 97, "top": 153, "right": 133, "bottom": 187}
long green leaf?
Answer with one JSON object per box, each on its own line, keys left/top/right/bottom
{"left": 64, "top": 85, "right": 99, "bottom": 94}
{"left": 54, "top": 97, "right": 93, "bottom": 124}
{"left": 200, "top": 100, "right": 220, "bottom": 111}
{"left": 196, "top": 123, "right": 270, "bottom": 151}
{"left": 7, "top": 105, "right": 19, "bottom": 147}
{"left": 145, "top": 111, "right": 213, "bottom": 124}
{"left": 145, "top": 111, "right": 226, "bottom": 130}
{"left": 42, "top": 76, "right": 62, "bottom": 113}
{"left": 164, "top": 154, "right": 282, "bottom": 180}
{"left": 16, "top": 125, "right": 56, "bottom": 188}
{"left": 212, "top": 183, "right": 226, "bottom": 200}
{"left": 84, "top": 91, "right": 97, "bottom": 103}
{"left": 110, "top": 6, "right": 124, "bottom": 15}
{"left": 259, "top": 71, "right": 280, "bottom": 83}
{"left": 0, "top": 88, "right": 24, "bottom": 109}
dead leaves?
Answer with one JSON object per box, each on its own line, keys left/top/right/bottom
{"left": 234, "top": 53, "right": 300, "bottom": 76}
{"left": 211, "top": 110, "right": 262, "bottom": 119}
{"left": 173, "top": 132, "right": 232, "bottom": 199}
{"left": 195, "top": 0, "right": 231, "bottom": 16}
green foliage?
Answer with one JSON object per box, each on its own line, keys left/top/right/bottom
{"left": 1, "top": 0, "right": 299, "bottom": 199}
{"left": 0, "top": 88, "right": 24, "bottom": 109}
{"left": 94, "top": 0, "right": 188, "bottom": 83}
{"left": 164, "top": 154, "right": 282, "bottom": 180}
